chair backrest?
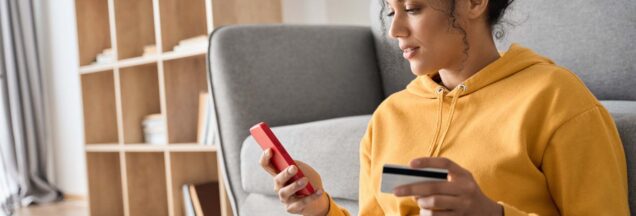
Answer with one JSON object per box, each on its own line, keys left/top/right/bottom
{"left": 208, "top": 25, "right": 385, "bottom": 213}
{"left": 495, "top": 0, "right": 636, "bottom": 100}
{"left": 369, "top": 0, "right": 414, "bottom": 98}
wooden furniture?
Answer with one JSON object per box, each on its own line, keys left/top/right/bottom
{"left": 74, "top": 0, "right": 281, "bottom": 215}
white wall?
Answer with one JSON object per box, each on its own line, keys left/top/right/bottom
{"left": 43, "top": 0, "right": 370, "bottom": 197}
{"left": 282, "top": 0, "right": 371, "bottom": 26}
{"left": 41, "top": 0, "right": 86, "bottom": 195}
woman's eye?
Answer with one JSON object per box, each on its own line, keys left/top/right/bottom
{"left": 405, "top": 8, "right": 421, "bottom": 14}
{"left": 386, "top": 6, "right": 421, "bottom": 17}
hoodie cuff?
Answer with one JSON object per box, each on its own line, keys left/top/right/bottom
{"left": 497, "top": 201, "right": 539, "bottom": 216}
{"left": 324, "top": 193, "right": 350, "bottom": 216}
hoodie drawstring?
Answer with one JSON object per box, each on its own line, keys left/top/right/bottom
{"left": 425, "top": 87, "right": 446, "bottom": 157}
{"left": 427, "top": 84, "right": 467, "bottom": 157}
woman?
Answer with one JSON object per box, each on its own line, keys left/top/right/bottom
{"left": 260, "top": 0, "right": 630, "bottom": 215}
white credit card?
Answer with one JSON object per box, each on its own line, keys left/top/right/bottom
{"left": 380, "top": 164, "right": 448, "bottom": 193}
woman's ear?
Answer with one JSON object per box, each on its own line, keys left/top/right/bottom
{"left": 466, "top": 0, "right": 489, "bottom": 20}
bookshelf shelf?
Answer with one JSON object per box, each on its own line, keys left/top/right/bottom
{"left": 86, "top": 152, "right": 124, "bottom": 216}
{"left": 75, "top": 0, "right": 111, "bottom": 66}
{"left": 169, "top": 152, "right": 219, "bottom": 216}
{"left": 85, "top": 144, "right": 120, "bottom": 152}
{"left": 74, "top": 0, "right": 282, "bottom": 215}
{"left": 158, "top": 0, "right": 208, "bottom": 53}
{"left": 122, "top": 144, "right": 168, "bottom": 152}
{"left": 85, "top": 144, "right": 217, "bottom": 153}
{"left": 125, "top": 152, "right": 169, "bottom": 216}
{"left": 81, "top": 71, "right": 119, "bottom": 144}
{"left": 167, "top": 144, "right": 217, "bottom": 152}
{"left": 162, "top": 49, "right": 207, "bottom": 61}
{"left": 118, "top": 55, "right": 159, "bottom": 68}
{"left": 119, "top": 63, "right": 161, "bottom": 144}
{"left": 113, "top": 0, "right": 156, "bottom": 60}
{"left": 79, "top": 63, "right": 115, "bottom": 74}
{"left": 164, "top": 56, "right": 208, "bottom": 144}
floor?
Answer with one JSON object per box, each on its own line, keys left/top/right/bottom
{"left": 14, "top": 200, "right": 88, "bottom": 216}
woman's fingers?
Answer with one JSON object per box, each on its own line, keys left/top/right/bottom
{"left": 259, "top": 148, "right": 278, "bottom": 176}
{"left": 394, "top": 181, "right": 461, "bottom": 197}
{"left": 416, "top": 195, "right": 459, "bottom": 210}
{"left": 274, "top": 165, "right": 297, "bottom": 191}
{"left": 409, "top": 157, "right": 470, "bottom": 180}
{"left": 277, "top": 177, "right": 308, "bottom": 203}
{"left": 419, "top": 209, "right": 454, "bottom": 216}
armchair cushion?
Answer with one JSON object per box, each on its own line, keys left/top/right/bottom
{"left": 602, "top": 101, "right": 636, "bottom": 212}
{"left": 240, "top": 115, "right": 371, "bottom": 201}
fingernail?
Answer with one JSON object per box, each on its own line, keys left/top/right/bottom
{"left": 297, "top": 178, "right": 307, "bottom": 186}
{"left": 288, "top": 165, "right": 297, "bottom": 174}
{"left": 265, "top": 149, "right": 272, "bottom": 156}
{"left": 411, "top": 160, "right": 421, "bottom": 166}
{"left": 315, "top": 189, "right": 323, "bottom": 196}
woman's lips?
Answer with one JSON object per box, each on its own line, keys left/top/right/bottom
{"left": 402, "top": 47, "right": 419, "bottom": 59}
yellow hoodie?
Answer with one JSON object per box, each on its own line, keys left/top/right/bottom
{"left": 325, "top": 44, "right": 630, "bottom": 215}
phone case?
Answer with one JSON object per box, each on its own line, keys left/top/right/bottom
{"left": 250, "top": 122, "right": 315, "bottom": 196}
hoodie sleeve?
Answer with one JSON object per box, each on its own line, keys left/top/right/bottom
{"left": 324, "top": 193, "right": 350, "bottom": 216}
{"left": 493, "top": 105, "right": 630, "bottom": 215}
{"left": 539, "top": 105, "right": 630, "bottom": 215}
{"left": 357, "top": 119, "right": 385, "bottom": 215}
{"left": 497, "top": 201, "right": 539, "bottom": 216}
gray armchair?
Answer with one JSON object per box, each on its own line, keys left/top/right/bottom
{"left": 207, "top": 1, "right": 635, "bottom": 215}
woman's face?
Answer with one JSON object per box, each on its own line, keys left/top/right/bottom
{"left": 386, "top": 0, "right": 467, "bottom": 76}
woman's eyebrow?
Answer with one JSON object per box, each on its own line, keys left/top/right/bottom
{"left": 386, "top": 0, "right": 406, "bottom": 5}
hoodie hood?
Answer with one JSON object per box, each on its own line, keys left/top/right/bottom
{"left": 406, "top": 44, "right": 554, "bottom": 99}
{"left": 403, "top": 44, "right": 555, "bottom": 157}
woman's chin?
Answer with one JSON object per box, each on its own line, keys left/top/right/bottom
{"left": 409, "top": 64, "right": 435, "bottom": 76}
{"left": 411, "top": 70, "right": 425, "bottom": 76}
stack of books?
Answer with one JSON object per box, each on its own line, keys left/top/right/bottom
{"left": 94, "top": 48, "right": 114, "bottom": 64}
{"left": 142, "top": 44, "right": 157, "bottom": 57}
{"left": 142, "top": 114, "right": 166, "bottom": 145}
{"left": 182, "top": 181, "right": 221, "bottom": 216}
{"left": 197, "top": 92, "right": 217, "bottom": 146}
{"left": 172, "top": 35, "right": 208, "bottom": 53}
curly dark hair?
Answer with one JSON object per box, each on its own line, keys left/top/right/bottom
{"left": 379, "top": 0, "right": 515, "bottom": 39}
{"left": 486, "top": 0, "right": 516, "bottom": 38}
{"left": 379, "top": 0, "right": 514, "bottom": 70}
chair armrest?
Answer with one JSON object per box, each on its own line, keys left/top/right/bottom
{"left": 207, "top": 24, "right": 383, "bottom": 212}
{"left": 611, "top": 113, "right": 636, "bottom": 212}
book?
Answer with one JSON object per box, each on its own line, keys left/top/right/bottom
{"left": 197, "top": 92, "right": 210, "bottom": 145}
{"left": 189, "top": 181, "right": 221, "bottom": 216}
{"left": 172, "top": 35, "right": 208, "bottom": 53}
{"left": 177, "top": 35, "right": 207, "bottom": 46}
{"left": 143, "top": 44, "right": 157, "bottom": 56}
{"left": 183, "top": 184, "right": 195, "bottom": 216}
{"left": 143, "top": 114, "right": 166, "bottom": 145}
{"left": 95, "top": 48, "right": 114, "bottom": 64}
{"left": 197, "top": 92, "right": 217, "bottom": 146}
{"left": 173, "top": 43, "right": 207, "bottom": 53}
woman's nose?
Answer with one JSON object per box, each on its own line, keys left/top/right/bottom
{"left": 388, "top": 15, "right": 409, "bottom": 39}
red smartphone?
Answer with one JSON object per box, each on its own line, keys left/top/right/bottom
{"left": 250, "top": 122, "right": 315, "bottom": 196}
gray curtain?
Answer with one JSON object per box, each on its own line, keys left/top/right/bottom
{"left": 0, "top": 0, "right": 62, "bottom": 214}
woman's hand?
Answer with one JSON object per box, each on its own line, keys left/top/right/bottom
{"left": 393, "top": 157, "right": 503, "bottom": 216}
{"left": 259, "top": 148, "right": 330, "bottom": 216}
